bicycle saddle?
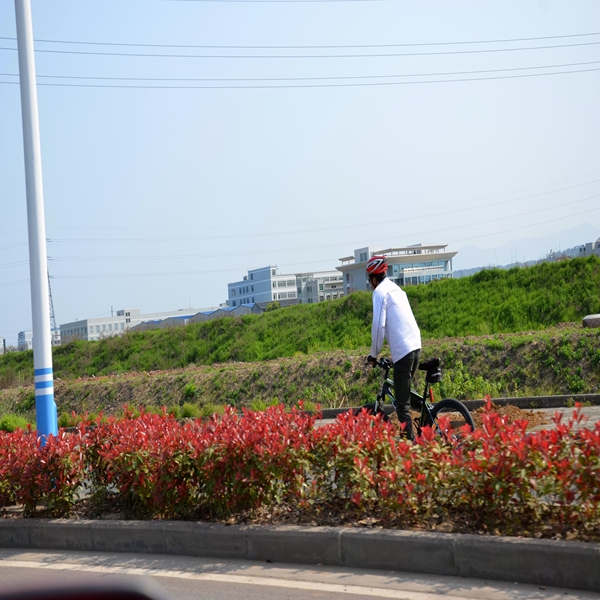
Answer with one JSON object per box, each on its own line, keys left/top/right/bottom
{"left": 418, "top": 357, "right": 440, "bottom": 372}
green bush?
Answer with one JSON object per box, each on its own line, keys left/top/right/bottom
{"left": 181, "top": 403, "right": 200, "bottom": 418}
{"left": 0, "top": 414, "right": 29, "bottom": 432}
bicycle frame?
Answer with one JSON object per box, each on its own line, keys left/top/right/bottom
{"left": 372, "top": 358, "right": 441, "bottom": 435}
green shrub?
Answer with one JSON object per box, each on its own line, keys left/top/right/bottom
{"left": 182, "top": 383, "right": 198, "bottom": 400}
{"left": 0, "top": 414, "right": 29, "bottom": 432}
{"left": 181, "top": 403, "right": 200, "bottom": 418}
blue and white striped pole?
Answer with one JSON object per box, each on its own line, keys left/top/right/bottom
{"left": 15, "top": 0, "right": 58, "bottom": 441}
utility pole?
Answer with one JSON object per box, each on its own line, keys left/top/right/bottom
{"left": 15, "top": 0, "right": 58, "bottom": 440}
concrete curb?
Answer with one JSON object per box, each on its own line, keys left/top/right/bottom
{"left": 1, "top": 520, "right": 599, "bottom": 593}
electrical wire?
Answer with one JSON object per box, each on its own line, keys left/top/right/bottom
{"left": 37, "top": 169, "right": 600, "bottom": 233}
{"left": 46, "top": 185, "right": 600, "bottom": 246}
{"left": 3, "top": 66, "right": 599, "bottom": 88}
{"left": 48, "top": 204, "right": 600, "bottom": 280}
{"left": 3, "top": 60, "right": 600, "bottom": 84}
{"left": 0, "top": 260, "right": 28, "bottom": 270}
{"left": 47, "top": 198, "right": 600, "bottom": 268}
{"left": 1, "top": 31, "right": 599, "bottom": 50}
{"left": 2, "top": 39, "right": 600, "bottom": 59}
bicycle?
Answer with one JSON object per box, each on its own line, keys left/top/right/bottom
{"left": 357, "top": 356, "right": 475, "bottom": 438}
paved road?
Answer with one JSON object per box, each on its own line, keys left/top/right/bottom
{"left": 317, "top": 405, "right": 600, "bottom": 432}
{"left": 0, "top": 549, "right": 595, "bottom": 600}
{"left": 529, "top": 405, "right": 600, "bottom": 431}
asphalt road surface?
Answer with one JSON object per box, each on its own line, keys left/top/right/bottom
{"left": 0, "top": 549, "right": 595, "bottom": 600}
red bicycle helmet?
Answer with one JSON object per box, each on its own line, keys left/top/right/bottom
{"left": 366, "top": 255, "right": 388, "bottom": 275}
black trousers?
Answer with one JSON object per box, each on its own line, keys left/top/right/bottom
{"left": 393, "top": 349, "right": 421, "bottom": 440}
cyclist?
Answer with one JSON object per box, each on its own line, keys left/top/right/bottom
{"left": 366, "top": 255, "right": 421, "bottom": 440}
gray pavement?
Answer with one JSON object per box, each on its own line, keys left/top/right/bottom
{"left": 0, "top": 520, "right": 599, "bottom": 594}
{"left": 0, "top": 549, "right": 597, "bottom": 600}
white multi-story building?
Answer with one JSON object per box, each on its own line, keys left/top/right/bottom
{"left": 295, "top": 270, "right": 344, "bottom": 304}
{"left": 228, "top": 266, "right": 298, "bottom": 307}
{"left": 228, "top": 267, "right": 346, "bottom": 308}
{"left": 17, "top": 328, "right": 61, "bottom": 351}
{"left": 336, "top": 244, "right": 458, "bottom": 294}
{"left": 60, "top": 307, "right": 204, "bottom": 343}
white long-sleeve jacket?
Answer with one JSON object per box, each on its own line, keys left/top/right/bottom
{"left": 370, "top": 277, "right": 421, "bottom": 363}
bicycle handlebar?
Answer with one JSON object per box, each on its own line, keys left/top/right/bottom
{"left": 365, "top": 357, "right": 393, "bottom": 371}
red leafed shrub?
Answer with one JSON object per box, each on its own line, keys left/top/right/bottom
{"left": 1, "top": 402, "right": 599, "bottom": 539}
{"left": 1, "top": 426, "right": 86, "bottom": 516}
{"left": 86, "top": 408, "right": 203, "bottom": 518}
{"left": 198, "top": 405, "right": 316, "bottom": 516}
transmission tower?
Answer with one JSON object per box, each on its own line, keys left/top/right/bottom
{"left": 47, "top": 271, "right": 57, "bottom": 332}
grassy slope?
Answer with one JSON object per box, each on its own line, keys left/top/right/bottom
{"left": 1, "top": 324, "right": 598, "bottom": 423}
{"left": 1, "top": 256, "right": 599, "bottom": 387}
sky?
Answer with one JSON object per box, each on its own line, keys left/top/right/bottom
{"left": 1, "top": 0, "right": 599, "bottom": 346}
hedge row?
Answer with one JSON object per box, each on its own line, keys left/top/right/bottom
{"left": 0, "top": 404, "right": 598, "bottom": 539}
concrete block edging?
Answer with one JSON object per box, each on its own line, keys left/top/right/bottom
{"left": 1, "top": 520, "right": 599, "bottom": 593}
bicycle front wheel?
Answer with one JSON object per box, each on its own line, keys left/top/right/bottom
{"left": 429, "top": 398, "right": 475, "bottom": 436}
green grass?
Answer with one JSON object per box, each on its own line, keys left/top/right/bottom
{"left": 1, "top": 256, "right": 599, "bottom": 383}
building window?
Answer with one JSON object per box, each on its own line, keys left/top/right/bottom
{"left": 231, "top": 289, "right": 236, "bottom": 296}
{"left": 286, "top": 280, "right": 295, "bottom": 286}
{"left": 126, "top": 318, "right": 130, "bottom": 323}
{"left": 273, "top": 283, "right": 276, "bottom": 288}
{"left": 125, "top": 312, "right": 130, "bottom": 317}
{"left": 108, "top": 324, "right": 112, "bottom": 331}
{"left": 251, "top": 285, "right": 254, "bottom": 292}
{"left": 272, "top": 269, "right": 276, "bottom": 276}
{"left": 319, "top": 284, "right": 323, "bottom": 291}
{"left": 252, "top": 297, "right": 255, "bottom": 303}
{"left": 121, "top": 323, "right": 124, "bottom": 330}
{"left": 346, "top": 273, "right": 350, "bottom": 281}
{"left": 250, "top": 273, "right": 254, "bottom": 280}
{"left": 232, "top": 300, "right": 236, "bottom": 307}
{"left": 102, "top": 325, "right": 106, "bottom": 332}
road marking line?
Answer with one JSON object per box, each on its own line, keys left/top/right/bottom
{"left": 0, "top": 559, "right": 468, "bottom": 600}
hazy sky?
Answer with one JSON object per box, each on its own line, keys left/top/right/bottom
{"left": 1, "top": 0, "right": 599, "bottom": 345}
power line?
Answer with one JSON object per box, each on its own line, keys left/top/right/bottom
{"left": 48, "top": 205, "right": 600, "bottom": 281}
{"left": 37, "top": 169, "right": 600, "bottom": 233}
{"left": 46, "top": 184, "right": 600, "bottom": 246}
{"left": 2, "top": 60, "right": 600, "bottom": 84}
{"left": 1, "top": 31, "right": 598, "bottom": 50}
{"left": 2, "top": 66, "right": 599, "bottom": 89}
{"left": 0, "top": 260, "right": 28, "bottom": 270}
{"left": 47, "top": 195, "right": 600, "bottom": 267}
{"left": 1, "top": 39, "right": 600, "bottom": 59}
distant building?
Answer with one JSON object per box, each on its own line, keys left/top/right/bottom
{"left": 227, "top": 266, "right": 345, "bottom": 308}
{"left": 60, "top": 307, "right": 205, "bottom": 343}
{"left": 0, "top": 337, "right": 5, "bottom": 355}
{"left": 336, "top": 244, "right": 457, "bottom": 294}
{"left": 17, "top": 328, "right": 61, "bottom": 351}
{"left": 228, "top": 266, "right": 298, "bottom": 307}
{"left": 551, "top": 237, "right": 600, "bottom": 260}
{"left": 296, "top": 270, "right": 344, "bottom": 304}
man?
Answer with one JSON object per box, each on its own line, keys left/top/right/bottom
{"left": 366, "top": 255, "right": 421, "bottom": 440}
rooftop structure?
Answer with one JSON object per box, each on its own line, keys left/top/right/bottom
{"left": 337, "top": 243, "right": 458, "bottom": 294}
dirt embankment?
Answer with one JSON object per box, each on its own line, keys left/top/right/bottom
{"left": 0, "top": 324, "right": 598, "bottom": 420}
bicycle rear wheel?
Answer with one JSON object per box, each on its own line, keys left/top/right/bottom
{"left": 428, "top": 398, "right": 475, "bottom": 437}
